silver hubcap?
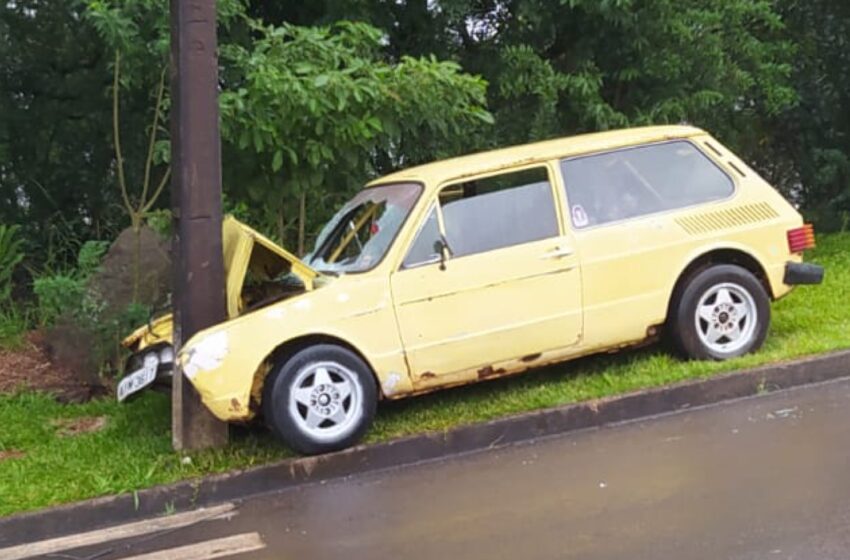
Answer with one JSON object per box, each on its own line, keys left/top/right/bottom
{"left": 695, "top": 282, "right": 758, "bottom": 354}
{"left": 288, "top": 361, "right": 363, "bottom": 442}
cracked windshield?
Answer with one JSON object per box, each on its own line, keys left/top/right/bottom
{"left": 307, "top": 182, "right": 422, "bottom": 273}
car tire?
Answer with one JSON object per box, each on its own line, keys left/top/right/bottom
{"left": 262, "top": 344, "right": 377, "bottom": 455}
{"left": 670, "top": 264, "right": 770, "bottom": 361}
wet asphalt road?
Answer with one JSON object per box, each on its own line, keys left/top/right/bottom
{"left": 29, "top": 378, "right": 850, "bottom": 560}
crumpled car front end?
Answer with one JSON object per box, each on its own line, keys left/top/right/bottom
{"left": 115, "top": 216, "right": 320, "bottom": 402}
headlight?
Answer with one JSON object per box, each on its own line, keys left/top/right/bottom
{"left": 159, "top": 345, "right": 175, "bottom": 364}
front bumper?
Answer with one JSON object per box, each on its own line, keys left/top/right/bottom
{"left": 784, "top": 261, "right": 824, "bottom": 285}
{"left": 117, "top": 345, "right": 175, "bottom": 401}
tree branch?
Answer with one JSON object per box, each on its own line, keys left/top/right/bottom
{"left": 112, "top": 50, "right": 133, "bottom": 218}
{"left": 141, "top": 167, "right": 171, "bottom": 214}
{"left": 140, "top": 65, "right": 168, "bottom": 211}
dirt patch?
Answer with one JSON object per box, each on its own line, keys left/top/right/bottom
{"left": 0, "top": 331, "right": 107, "bottom": 403}
{"left": 0, "top": 449, "right": 26, "bottom": 462}
{"left": 51, "top": 416, "right": 108, "bottom": 437}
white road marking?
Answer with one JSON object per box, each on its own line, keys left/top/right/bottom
{"left": 117, "top": 532, "right": 265, "bottom": 560}
{"left": 0, "top": 503, "right": 236, "bottom": 560}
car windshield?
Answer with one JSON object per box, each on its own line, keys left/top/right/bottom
{"left": 307, "top": 182, "right": 422, "bottom": 274}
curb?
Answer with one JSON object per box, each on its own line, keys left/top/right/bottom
{"left": 3, "top": 349, "right": 850, "bottom": 544}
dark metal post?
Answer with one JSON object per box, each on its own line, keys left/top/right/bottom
{"left": 169, "top": 0, "right": 229, "bottom": 450}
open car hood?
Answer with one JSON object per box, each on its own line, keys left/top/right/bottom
{"left": 122, "top": 216, "right": 320, "bottom": 350}
{"left": 225, "top": 216, "right": 320, "bottom": 287}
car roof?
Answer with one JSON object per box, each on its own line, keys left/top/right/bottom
{"left": 366, "top": 125, "right": 705, "bottom": 188}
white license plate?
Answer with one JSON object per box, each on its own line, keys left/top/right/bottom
{"left": 117, "top": 355, "right": 159, "bottom": 402}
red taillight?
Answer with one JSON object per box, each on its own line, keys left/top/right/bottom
{"left": 787, "top": 224, "right": 816, "bottom": 253}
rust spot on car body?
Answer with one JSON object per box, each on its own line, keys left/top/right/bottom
{"left": 420, "top": 371, "right": 437, "bottom": 380}
{"left": 477, "top": 366, "right": 506, "bottom": 379}
{"left": 521, "top": 353, "right": 542, "bottom": 363}
{"left": 230, "top": 398, "right": 242, "bottom": 412}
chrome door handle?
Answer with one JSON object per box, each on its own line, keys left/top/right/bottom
{"left": 540, "top": 246, "right": 574, "bottom": 259}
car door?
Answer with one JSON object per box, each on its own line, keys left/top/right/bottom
{"left": 390, "top": 164, "right": 583, "bottom": 388}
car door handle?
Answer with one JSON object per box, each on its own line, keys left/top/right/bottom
{"left": 540, "top": 246, "right": 574, "bottom": 259}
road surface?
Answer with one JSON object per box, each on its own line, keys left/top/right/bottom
{"left": 5, "top": 377, "right": 850, "bottom": 560}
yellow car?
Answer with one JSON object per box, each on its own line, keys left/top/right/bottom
{"left": 164, "top": 125, "right": 824, "bottom": 454}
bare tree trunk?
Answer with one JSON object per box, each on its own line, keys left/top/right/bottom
{"left": 112, "top": 51, "right": 169, "bottom": 305}
{"left": 131, "top": 214, "right": 142, "bottom": 304}
{"left": 298, "top": 190, "right": 306, "bottom": 256}
{"left": 277, "top": 203, "right": 286, "bottom": 247}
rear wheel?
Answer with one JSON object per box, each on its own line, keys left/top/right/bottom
{"left": 670, "top": 264, "right": 770, "bottom": 360}
{"left": 263, "top": 344, "right": 377, "bottom": 455}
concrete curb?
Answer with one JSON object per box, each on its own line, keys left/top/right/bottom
{"left": 3, "top": 349, "right": 849, "bottom": 545}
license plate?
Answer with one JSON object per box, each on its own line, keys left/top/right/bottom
{"left": 117, "top": 354, "right": 159, "bottom": 402}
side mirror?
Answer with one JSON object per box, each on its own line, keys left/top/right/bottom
{"left": 433, "top": 236, "right": 452, "bottom": 271}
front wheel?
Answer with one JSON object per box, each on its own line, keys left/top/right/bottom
{"left": 670, "top": 265, "right": 770, "bottom": 360}
{"left": 263, "top": 344, "right": 377, "bottom": 455}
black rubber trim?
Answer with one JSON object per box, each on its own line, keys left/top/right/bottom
{"left": 784, "top": 261, "right": 824, "bottom": 285}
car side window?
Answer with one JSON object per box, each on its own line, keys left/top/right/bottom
{"left": 438, "top": 167, "right": 559, "bottom": 258}
{"left": 561, "top": 141, "right": 734, "bottom": 229}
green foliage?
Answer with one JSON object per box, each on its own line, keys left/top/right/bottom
{"left": 0, "top": 1, "right": 130, "bottom": 272}
{"left": 770, "top": 0, "right": 850, "bottom": 227}
{"left": 474, "top": 0, "right": 798, "bottom": 148}
{"left": 144, "top": 208, "right": 171, "bottom": 238}
{"left": 0, "top": 224, "right": 23, "bottom": 301}
{"left": 77, "top": 240, "right": 110, "bottom": 279}
{"left": 32, "top": 237, "right": 109, "bottom": 326}
{"left": 83, "top": 0, "right": 246, "bottom": 83}
{"left": 120, "top": 301, "right": 151, "bottom": 331}
{"left": 2, "top": 0, "right": 848, "bottom": 292}
{"left": 32, "top": 274, "right": 86, "bottom": 326}
{"left": 33, "top": 244, "right": 151, "bottom": 373}
{"left": 0, "top": 305, "right": 29, "bottom": 349}
{"left": 84, "top": 299, "right": 152, "bottom": 376}
{"left": 218, "top": 20, "right": 491, "bottom": 248}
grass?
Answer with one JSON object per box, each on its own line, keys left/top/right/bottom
{"left": 0, "top": 306, "right": 29, "bottom": 349}
{"left": 1, "top": 232, "right": 849, "bottom": 516}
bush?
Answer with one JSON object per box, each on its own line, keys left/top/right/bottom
{"left": 32, "top": 238, "right": 110, "bottom": 326}
{"left": 0, "top": 306, "right": 29, "bottom": 349}
{"left": 33, "top": 274, "right": 86, "bottom": 326}
{"left": 34, "top": 237, "right": 155, "bottom": 375}
{"left": 145, "top": 209, "right": 171, "bottom": 239}
{"left": 77, "top": 240, "right": 110, "bottom": 279}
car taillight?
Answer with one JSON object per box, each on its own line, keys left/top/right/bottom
{"left": 787, "top": 224, "right": 816, "bottom": 253}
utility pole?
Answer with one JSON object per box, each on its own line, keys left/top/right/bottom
{"left": 169, "top": 0, "right": 229, "bottom": 450}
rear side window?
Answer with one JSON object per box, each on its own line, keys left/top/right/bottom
{"left": 561, "top": 141, "right": 734, "bottom": 229}
{"left": 438, "top": 167, "right": 559, "bottom": 258}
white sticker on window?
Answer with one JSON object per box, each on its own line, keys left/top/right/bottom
{"left": 572, "top": 205, "right": 589, "bottom": 227}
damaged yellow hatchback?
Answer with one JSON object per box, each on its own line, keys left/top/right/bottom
{"left": 128, "top": 125, "right": 825, "bottom": 455}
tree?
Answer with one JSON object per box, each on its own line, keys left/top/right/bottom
{"left": 0, "top": 0, "right": 123, "bottom": 268}
{"left": 83, "top": 0, "right": 247, "bottom": 298}
{"left": 218, "top": 20, "right": 492, "bottom": 253}
{"left": 252, "top": 1, "right": 800, "bottom": 201}
{"left": 773, "top": 0, "right": 850, "bottom": 227}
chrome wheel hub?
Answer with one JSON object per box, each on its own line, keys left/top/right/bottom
{"left": 288, "top": 361, "right": 362, "bottom": 442}
{"left": 695, "top": 282, "right": 758, "bottom": 354}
